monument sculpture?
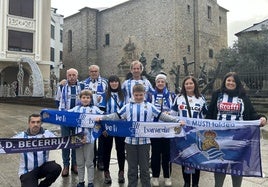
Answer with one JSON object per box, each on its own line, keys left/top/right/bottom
{"left": 149, "top": 53, "right": 164, "bottom": 77}
{"left": 169, "top": 62, "right": 181, "bottom": 94}
{"left": 17, "top": 63, "right": 24, "bottom": 96}
{"left": 182, "top": 57, "right": 195, "bottom": 76}
{"left": 139, "top": 52, "right": 147, "bottom": 73}
{"left": 201, "top": 61, "right": 222, "bottom": 94}
{"left": 117, "top": 38, "right": 139, "bottom": 77}
{"left": 198, "top": 63, "right": 207, "bottom": 87}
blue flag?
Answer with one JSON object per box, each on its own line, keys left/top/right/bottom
{"left": 170, "top": 118, "right": 262, "bottom": 177}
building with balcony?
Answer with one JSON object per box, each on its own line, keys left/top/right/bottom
{"left": 0, "top": 0, "right": 51, "bottom": 97}
{"left": 50, "top": 7, "right": 63, "bottom": 95}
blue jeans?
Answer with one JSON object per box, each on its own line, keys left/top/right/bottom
{"left": 61, "top": 126, "right": 76, "bottom": 167}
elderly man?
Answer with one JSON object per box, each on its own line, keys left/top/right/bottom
{"left": 83, "top": 65, "right": 107, "bottom": 109}
{"left": 58, "top": 68, "right": 85, "bottom": 177}
{"left": 14, "top": 113, "right": 62, "bottom": 187}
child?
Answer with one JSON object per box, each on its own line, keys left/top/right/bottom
{"left": 99, "top": 84, "right": 182, "bottom": 187}
{"left": 68, "top": 90, "right": 104, "bottom": 187}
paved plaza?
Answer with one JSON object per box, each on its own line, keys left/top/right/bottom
{"left": 0, "top": 103, "right": 267, "bottom": 187}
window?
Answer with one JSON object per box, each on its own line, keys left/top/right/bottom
{"left": 187, "top": 5, "right": 190, "bottom": 13}
{"left": 51, "top": 25, "right": 55, "bottom": 39}
{"left": 207, "top": 6, "right": 211, "bottom": 19}
{"left": 209, "top": 49, "right": 214, "bottom": 58}
{"left": 9, "top": 0, "right": 34, "bottom": 18}
{"left": 60, "top": 30, "right": 63, "bottom": 43}
{"left": 68, "top": 30, "right": 72, "bottom": 52}
{"left": 60, "top": 51, "right": 63, "bottom": 61}
{"left": 219, "top": 16, "right": 222, "bottom": 24}
{"left": 8, "top": 30, "right": 33, "bottom": 52}
{"left": 50, "top": 47, "right": 55, "bottom": 62}
{"left": 187, "top": 45, "right": 191, "bottom": 53}
{"left": 105, "top": 34, "right": 110, "bottom": 46}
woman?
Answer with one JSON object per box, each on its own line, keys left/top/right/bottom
{"left": 150, "top": 73, "right": 174, "bottom": 187}
{"left": 206, "top": 72, "right": 267, "bottom": 187}
{"left": 172, "top": 76, "right": 207, "bottom": 187}
{"left": 102, "top": 75, "right": 125, "bottom": 184}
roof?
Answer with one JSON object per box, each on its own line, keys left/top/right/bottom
{"left": 235, "top": 18, "right": 268, "bottom": 36}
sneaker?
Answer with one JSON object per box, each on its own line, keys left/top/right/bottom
{"left": 151, "top": 177, "right": 159, "bottom": 186}
{"left": 61, "top": 166, "right": 69, "bottom": 177}
{"left": 104, "top": 171, "right": 112, "bottom": 184}
{"left": 77, "top": 182, "right": 85, "bottom": 187}
{"left": 118, "top": 171, "right": 125, "bottom": 183}
{"left": 71, "top": 165, "right": 78, "bottom": 174}
{"left": 88, "top": 183, "right": 94, "bottom": 187}
{"left": 164, "top": 178, "right": 172, "bottom": 186}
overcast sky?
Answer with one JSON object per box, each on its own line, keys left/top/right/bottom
{"left": 51, "top": 0, "right": 268, "bottom": 46}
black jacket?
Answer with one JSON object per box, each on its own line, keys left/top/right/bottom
{"left": 206, "top": 90, "right": 266, "bottom": 121}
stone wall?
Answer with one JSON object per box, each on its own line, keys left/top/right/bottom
{"left": 61, "top": 8, "right": 99, "bottom": 80}
{"left": 62, "top": 0, "right": 228, "bottom": 90}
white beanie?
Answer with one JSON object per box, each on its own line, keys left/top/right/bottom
{"left": 155, "top": 74, "right": 167, "bottom": 81}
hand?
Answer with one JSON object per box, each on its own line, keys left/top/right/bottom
{"left": 102, "top": 130, "right": 108, "bottom": 137}
{"left": 163, "top": 111, "right": 170, "bottom": 115}
{"left": 81, "top": 135, "right": 87, "bottom": 144}
{"left": 97, "top": 95, "right": 102, "bottom": 103}
{"left": 95, "top": 117, "right": 101, "bottom": 122}
{"left": 179, "top": 120, "right": 186, "bottom": 126}
{"left": 259, "top": 117, "right": 267, "bottom": 127}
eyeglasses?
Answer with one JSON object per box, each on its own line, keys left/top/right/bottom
{"left": 90, "top": 71, "right": 98, "bottom": 73}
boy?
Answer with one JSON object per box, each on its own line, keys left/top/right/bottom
{"left": 99, "top": 84, "right": 182, "bottom": 187}
{"left": 68, "top": 90, "right": 104, "bottom": 187}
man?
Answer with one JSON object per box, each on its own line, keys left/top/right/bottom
{"left": 14, "top": 114, "right": 61, "bottom": 187}
{"left": 122, "top": 60, "right": 154, "bottom": 103}
{"left": 83, "top": 64, "right": 107, "bottom": 170}
{"left": 83, "top": 65, "right": 107, "bottom": 109}
{"left": 58, "top": 68, "right": 85, "bottom": 176}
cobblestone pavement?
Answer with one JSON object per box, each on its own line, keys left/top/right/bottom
{"left": 0, "top": 103, "right": 267, "bottom": 187}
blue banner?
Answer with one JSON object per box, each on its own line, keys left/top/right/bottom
{"left": 41, "top": 109, "right": 103, "bottom": 139}
{"left": 41, "top": 109, "right": 263, "bottom": 177}
{"left": 41, "top": 109, "right": 184, "bottom": 138}
{"left": 170, "top": 118, "right": 262, "bottom": 177}
{"left": 0, "top": 134, "right": 83, "bottom": 154}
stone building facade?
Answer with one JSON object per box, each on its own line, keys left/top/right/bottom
{"left": 62, "top": 0, "right": 228, "bottom": 89}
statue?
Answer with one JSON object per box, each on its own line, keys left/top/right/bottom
{"left": 139, "top": 52, "right": 148, "bottom": 76}
{"left": 201, "top": 62, "right": 222, "bottom": 94}
{"left": 17, "top": 63, "right": 24, "bottom": 96}
{"left": 50, "top": 71, "right": 57, "bottom": 96}
{"left": 198, "top": 63, "right": 207, "bottom": 87}
{"left": 169, "top": 62, "right": 181, "bottom": 94}
{"left": 139, "top": 52, "right": 147, "bottom": 71}
{"left": 118, "top": 38, "right": 138, "bottom": 77}
{"left": 149, "top": 53, "right": 164, "bottom": 77}
{"left": 182, "top": 57, "right": 194, "bottom": 76}
{"left": 123, "top": 38, "right": 135, "bottom": 52}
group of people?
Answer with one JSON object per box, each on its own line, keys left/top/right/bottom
{"left": 15, "top": 60, "right": 266, "bottom": 187}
